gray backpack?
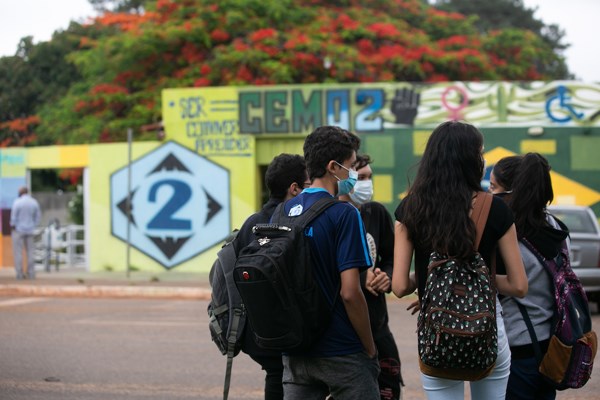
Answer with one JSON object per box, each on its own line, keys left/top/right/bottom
{"left": 207, "top": 230, "right": 245, "bottom": 400}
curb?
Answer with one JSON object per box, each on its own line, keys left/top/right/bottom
{"left": 0, "top": 285, "right": 212, "bottom": 300}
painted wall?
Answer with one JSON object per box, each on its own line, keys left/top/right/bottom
{"left": 162, "top": 81, "right": 600, "bottom": 214}
{"left": 1, "top": 81, "right": 598, "bottom": 272}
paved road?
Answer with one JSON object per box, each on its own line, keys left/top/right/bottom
{"left": 0, "top": 296, "right": 598, "bottom": 399}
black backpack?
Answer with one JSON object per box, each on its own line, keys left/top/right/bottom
{"left": 233, "top": 197, "right": 338, "bottom": 352}
{"left": 207, "top": 230, "right": 245, "bottom": 400}
{"left": 417, "top": 192, "right": 498, "bottom": 381}
{"left": 518, "top": 236, "right": 597, "bottom": 390}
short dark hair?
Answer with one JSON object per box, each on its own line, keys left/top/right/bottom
{"left": 303, "top": 126, "right": 360, "bottom": 180}
{"left": 355, "top": 154, "right": 372, "bottom": 171}
{"left": 265, "top": 153, "right": 307, "bottom": 200}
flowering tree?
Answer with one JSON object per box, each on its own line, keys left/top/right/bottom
{"left": 0, "top": 0, "right": 565, "bottom": 145}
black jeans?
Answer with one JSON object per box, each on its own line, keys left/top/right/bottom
{"left": 376, "top": 331, "right": 403, "bottom": 400}
{"left": 506, "top": 356, "right": 556, "bottom": 400}
{"left": 249, "top": 354, "right": 284, "bottom": 400}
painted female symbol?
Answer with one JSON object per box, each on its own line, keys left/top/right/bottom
{"left": 441, "top": 85, "right": 469, "bottom": 120}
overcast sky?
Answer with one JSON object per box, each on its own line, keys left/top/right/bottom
{"left": 0, "top": 0, "right": 598, "bottom": 82}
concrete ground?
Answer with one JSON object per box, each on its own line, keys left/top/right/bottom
{"left": 0, "top": 266, "right": 212, "bottom": 300}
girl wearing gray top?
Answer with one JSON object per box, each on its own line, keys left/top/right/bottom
{"left": 490, "top": 153, "right": 569, "bottom": 400}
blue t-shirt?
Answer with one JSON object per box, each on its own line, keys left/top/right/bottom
{"left": 282, "top": 188, "right": 372, "bottom": 356}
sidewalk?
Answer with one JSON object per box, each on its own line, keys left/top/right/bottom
{"left": 0, "top": 266, "right": 212, "bottom": 300}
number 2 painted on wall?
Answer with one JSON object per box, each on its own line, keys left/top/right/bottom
{"left": 147, "top": 179, "right": 192, "bottom": 230}
{"left": 355, "top": 89, "right": 384, "bottom": 132}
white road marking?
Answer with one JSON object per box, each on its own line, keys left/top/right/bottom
{"left": 74, "top": 319, "right": 197, "bottom": 326}
{"left": 0, "top": 298, "right": 46, "bottom": 307}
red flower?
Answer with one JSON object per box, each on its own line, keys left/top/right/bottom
{"left": 200, "top": 64, "right": 211, "bottom": 75}
{"left": 90, "top": 84, "right": 128, "bottom": 95}
{"left": 336, "top": 14, "right": 359, "bottom": 30}
{"left": 193, "top": 78, "right": 211, "bottom": 87}
{"left": 233, "top": 39, "right": 249, "bottom": 52}
{"left": 250, "top": 28, "right": 277, "bottom": 42}
{"left": 357, "top": 39, "right": 375, "bottom": 54}
{"left": 236, "top": 65, "right": 254, "bottom": 82}
{"left": 367, "top": 23, "right": 400, "bottom": 39}
{"left": 181, "top": 42, "right": 204, "bottom": 64}
{"left": 210, "top": 29, "right": 230, "bottom": 43}
{"left": 428, "top": 73, "right": 449, "bottom": 82}
{"left": 253, "top": 77, "right": 273, "bottom": 85}
{"left": 0, "top": 116, "right": 40, "bottom": 133}
{"left": 284, "top": 33, "right": 310, "bottom": 50}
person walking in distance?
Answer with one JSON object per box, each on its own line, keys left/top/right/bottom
{"left": 281, "top": 125, "right": 379, "bottom": 399}
{"left": 392, "top": 121, "right": 528, "bottom": 400}
{"left": 10, "top": 186, "right": 41, "bottom": 279}
{"left": 235, "top": 153, "right": 310, "bottom": 400}
{"left": 339, "top": 154, "right": 404, "bottom": 400}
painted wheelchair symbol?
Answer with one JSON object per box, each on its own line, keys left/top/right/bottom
{"left": 545, "top": 85, "right": 584, "bottom": 123}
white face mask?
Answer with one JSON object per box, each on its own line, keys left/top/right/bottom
{"left": 349, "top": 180, "right": 373, "bottom": 205}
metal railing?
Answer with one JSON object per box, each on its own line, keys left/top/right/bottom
{"left": 34, "top": 221, "right": 86, "bottom": 270}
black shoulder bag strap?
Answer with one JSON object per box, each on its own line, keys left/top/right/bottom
{"left": 516, "top": 301, "right": 544, "bottom": 365}
{"left": 516, "top": 237, "right": 564, "bottom": 365}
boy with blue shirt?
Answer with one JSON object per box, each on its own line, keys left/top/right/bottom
{"left": 281, "top": 126, "right": 380, "bottom": 399}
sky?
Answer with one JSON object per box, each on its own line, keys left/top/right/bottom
{"left": 0, "top": 0, "right": 598, "bottom": 82}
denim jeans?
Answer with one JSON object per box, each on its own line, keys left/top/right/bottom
{"left": 420, "top": 300, "right": 511, "bottom": 400}
{"left": 12, "top": 231, "right": 35, "bottom": 279}
{"left": 282, "top": 351, "right": 380, "bottom": 400}
{"left": 506, "top": 356, "right": 556, "bottom": 400}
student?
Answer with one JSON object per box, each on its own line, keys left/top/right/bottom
{"left": 235, "top": 153, "right": 310, "bottom": 400}
{"left": 488, "top": 155, "right": 522, "bottom": 198}
{"left": 339, "top": 154, "right": 404, "bottom": 400}
{"left": 491, "top": 153, "right": 569, "bottom": 400}
{"left": 281, "top": 125, "right": 380, "bottom": 400}
{"left": 391, "top": 121, "right": 528, "bottom": 400}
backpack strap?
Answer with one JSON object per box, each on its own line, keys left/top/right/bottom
{"left": 472, "top": 192, "right": 497, "bottom": 310}
{"left": 516, "top": 301, "right": 544, "bottom": 365}
{"left": 222, "top": 308, "right": 243, "bottom": 400}
{"left": 274, "top": 196, "right": 338, "bottom": 228}
{"left": 517, "top": 237, "right": 565, "bottom": 367}
{"left": 472, "top": 192, "right": 493, "bottom": 251}
{"left": 272, "top": 195, "right": 341, "bottom": 309}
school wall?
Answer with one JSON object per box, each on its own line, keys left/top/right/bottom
{"left": 0, "top": 80, "right": 598, "bottom": 272}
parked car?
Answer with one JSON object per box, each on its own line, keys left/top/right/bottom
{"left": 548, "top": 205, "right": 600, "bottom": 303}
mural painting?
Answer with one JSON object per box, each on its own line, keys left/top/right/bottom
{"left": 0, "top": 81, "right": 598, "bottom": 272}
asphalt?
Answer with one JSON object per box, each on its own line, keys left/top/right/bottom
{"left": 0, "top": 266, "right": 213, "bottom": 300}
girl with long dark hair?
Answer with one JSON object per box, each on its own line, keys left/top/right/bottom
{"left": 392, "top": 121, "right": 528, "bottom": 399}
{"left": 491, "top": 153, "right": 569, "bottom": 400}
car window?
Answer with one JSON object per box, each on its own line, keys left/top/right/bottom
{"left": 552, "top": 210, "right": 597, "bottom": 234}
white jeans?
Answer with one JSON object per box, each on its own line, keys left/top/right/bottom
{"left": 420, "top": 299, "right": 511, "bottom": 400}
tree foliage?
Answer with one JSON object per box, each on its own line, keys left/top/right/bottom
{"left": 0, "top": 0, "right": 569, "bottom": 145}
{"left": 434, "top": 0, "right": 570, "bottom": 78}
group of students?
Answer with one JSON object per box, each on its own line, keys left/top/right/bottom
{"left": 235, "top": 122, "right": 568, "bottom": 400}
